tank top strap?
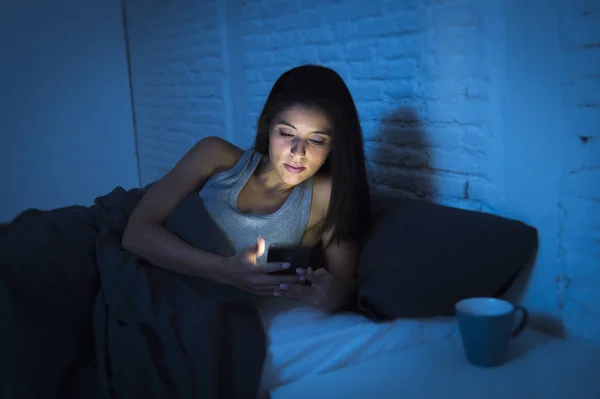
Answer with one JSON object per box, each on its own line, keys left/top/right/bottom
{"left": 228, "top": 151, "right": 264, "bottom": 210}
{"left": 206, "top": 148, "right": 261, "bottom": 187}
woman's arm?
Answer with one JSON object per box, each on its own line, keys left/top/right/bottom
{"left": 276, "top": 232, "right": 359, "bottom": 312}
{"left": 319, "top": 231, "right": 359, "bottom": 310}
{"left": 121, "top": 136, "right": 242, "bottom": 282}
{"left": 278, "top": 176, "right": 362, "bottom": 312}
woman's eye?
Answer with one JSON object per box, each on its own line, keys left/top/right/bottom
{"left": 279, "top": 130, "right": 294, "bottom": 137}
{"left": 278, "top": 129, "right": 326, "bottom": 145}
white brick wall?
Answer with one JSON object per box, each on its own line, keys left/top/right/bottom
{"left": 557, "top": 0, "right": 600, "bottom": 342}
{"left": 124, "top": 0, "right": 225, "bottom": 184}
{"left": 239, "top": 0, "right": 496, "bottom": 211}
{"left": 124, "top": 0, "right": 600, "bottom": 343}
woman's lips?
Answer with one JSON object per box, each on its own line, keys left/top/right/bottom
{"left": 284, "top": 163, "right": 306, "bottom": 174}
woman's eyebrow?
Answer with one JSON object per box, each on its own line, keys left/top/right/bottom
{"left": 277, "top": 119, "right": 332, "bottom": 136}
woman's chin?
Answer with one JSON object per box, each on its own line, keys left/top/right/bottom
{"left": 280, "top": 169, "right": 311, "bottom": 187}
{"left": 281, "top": 175, "right": 304, "bottom": 187}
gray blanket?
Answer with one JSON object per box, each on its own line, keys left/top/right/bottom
{"left": 0, "top": 187, "right": 266, "bottom": 399}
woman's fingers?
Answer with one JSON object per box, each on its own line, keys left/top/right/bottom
{"left": 246, "top": 274, "right": 303, "bottom": 292}
{"left": 256, "top": 236, "right": 265, "bottom": 258}
{"left": 253, "top": 280, "right": 313, "bottom": 297}
{"left": 239, "top": 236, "right": 266, "bottom": 264}
{"left": 296, "top": 267, "right": 309, "bottom": 277}
{"left": 253, "top": 285, "right": 282, "bottom": 294}
{"left": 253, "top": 283, "right": 292, "bottom": 297}
{"left": 275, "top": 281, "right": 313, "bottom": 297}
{"left": 250, "top": 273, "right": 302, "bottom": 286}
{"left": 254, "top": 262, "right": 293, "bottom": 274}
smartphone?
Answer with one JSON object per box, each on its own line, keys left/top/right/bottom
{"left": 266, "top": 244, "right": 311, "bottom": 275}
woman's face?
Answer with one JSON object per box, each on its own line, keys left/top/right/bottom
{"left": 268, "top": 105, "right": 333, "bottom": 187}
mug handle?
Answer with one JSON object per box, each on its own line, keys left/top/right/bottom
{"left": 511, "top": 305, "right": 529, "bottom": 337}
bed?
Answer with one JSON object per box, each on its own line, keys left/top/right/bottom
{"left": 255, "top": 297, "right": 458, "bottom": 396}
{"left": 1, "top": 188, "right": 537, "bottom": 399}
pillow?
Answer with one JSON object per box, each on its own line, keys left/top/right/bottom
{"left": 356, "top": 196, "right": 538, "bottom": 321}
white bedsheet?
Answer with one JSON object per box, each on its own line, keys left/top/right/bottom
{"left": 256, "top": 298, "right": 459, "bottom": 394}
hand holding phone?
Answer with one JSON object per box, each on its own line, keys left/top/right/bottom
{"left": 219, "top": 237, "right": 306, "bottom": 296}
{"left": 266, "top": 244, "right": 311, "bottom": 276}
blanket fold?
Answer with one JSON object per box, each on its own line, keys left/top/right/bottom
{"left": 0, "top": 187, "right": 266, "bottom": 399}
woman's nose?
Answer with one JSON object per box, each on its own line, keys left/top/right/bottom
{"left": 290, "top": 139, "right": 306, "bottom": 156}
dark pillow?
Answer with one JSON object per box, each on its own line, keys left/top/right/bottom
{"left": 356, "top": 196, "right": 538, "bottom": 321}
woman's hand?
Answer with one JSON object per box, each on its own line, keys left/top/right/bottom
{"left": 218, "top": 237, "right": 303, "bottom": 296}
{"left": 274, "top": 267, "right": 350, "bottom": 312}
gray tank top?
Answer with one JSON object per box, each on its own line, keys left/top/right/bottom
{"left": 199, "top": 149, "right": 313, "bottom": 263}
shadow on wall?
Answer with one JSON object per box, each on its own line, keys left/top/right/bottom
{"left": 365, "top": 110, "right": 562, "bottom": 337}
{"left": 366, "top": 106, "right": 433, "bottom": 201}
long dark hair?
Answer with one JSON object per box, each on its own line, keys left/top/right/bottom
{"left": 254, "top": 64, "right": 371, "bottom": 248}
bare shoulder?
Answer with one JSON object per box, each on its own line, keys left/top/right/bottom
{"left": 301, "top": 175, "right": 332, "bottom": 246}
{"left": 123, "top": 136, "right": 243, "bottom": 231}
{"left": 192, "top": 136, "right": 244, "bottom": 174}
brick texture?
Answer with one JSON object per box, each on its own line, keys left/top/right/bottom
{"left": 240, "top": 0, "right": 495, "bottom": 211}
{"left": 124, "top": 0, "right": 599, "bottom": 343}
{"left": 557, "top": 0, "right": 600, "bottom": 342}
{"left": 124, "top": 0, "right": 225, "bottom": 184}
{"left": 124, "top": 0, "right": 498, "bottom": 211}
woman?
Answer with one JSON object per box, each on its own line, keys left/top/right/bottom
{"left": 122, "top": 64, "right": 371, "bottom": 312}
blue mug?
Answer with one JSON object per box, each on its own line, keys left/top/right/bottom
{"left": 455, "top": 297, "right": 528, "bottom": 367}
